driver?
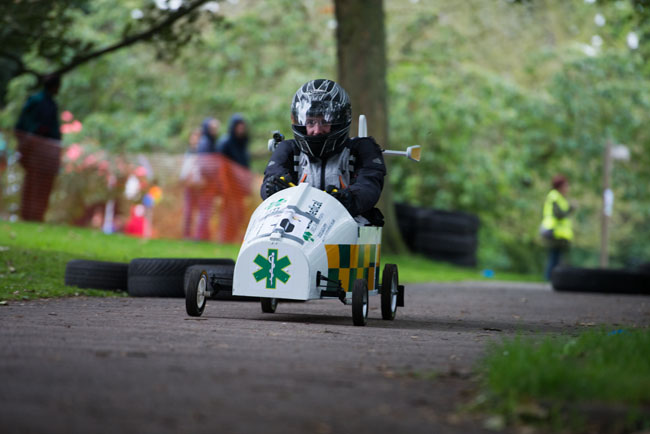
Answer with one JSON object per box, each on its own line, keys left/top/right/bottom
{"left": 261, "top": 79, "right": 386, "bottom": 223}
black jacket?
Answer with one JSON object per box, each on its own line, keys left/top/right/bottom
{"left": 15, "top": 90, "right": 61, "bottom": 140}
{"left": 260, "top": 137, "right": 386, "bottom": 216}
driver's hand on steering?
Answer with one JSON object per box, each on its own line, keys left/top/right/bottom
{"left": 265, "top": 173, "right": 294, "bottom": 197}
{"left": 326, "top": 185, "right": 355, "bottom": 214}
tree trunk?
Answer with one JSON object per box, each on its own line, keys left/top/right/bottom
{"left": 335, "top": 0, "right": 406, "bottom": 254}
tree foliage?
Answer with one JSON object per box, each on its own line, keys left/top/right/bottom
{"left": 387, "top": 0, "right": 650, "bottom": 270}
{"left": 0, "top": 0, "right": 220, "bottom": 105}
{"left": 1, "top": 0, "right": 649, "bottom": 271}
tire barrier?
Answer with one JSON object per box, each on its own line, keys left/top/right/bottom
{"left": 64, "top": 260, "right": 129, "bottom": 291}
{"left": 127, "top": 258, "right": 235, "bottom": 297}
{"left": 395, "top": 203, "right": 479, "bottom": 267}
{"left": 64, "top": 258, "right": 239, "bottom": 297}
{"left": 551, "top": 266, "right": 650, "bottom": 295}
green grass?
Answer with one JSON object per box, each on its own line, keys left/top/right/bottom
{"left": 383, "top": 253, "right": 543, "bottom": 283}
{"left": 0, "top": 221, "right": 540, "bottom": 301}
{"left": 0, "top": 221, "right": 241, "bottom": 261}
{"left": 0, "top": 246, "right": 125, "bottom": 301}
{"left": 478, "top": 328, "right": 650, "bottom": 429}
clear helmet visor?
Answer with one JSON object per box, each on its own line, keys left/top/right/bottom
{"left": 292, "top": 99, "right": 347, "bottom": 127}
{"left": 290, "top": 79, "right": 352, "bottom": 157}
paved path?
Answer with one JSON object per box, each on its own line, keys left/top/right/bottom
{"left": 1, "top": 282, "right": 648, "bottom": 434}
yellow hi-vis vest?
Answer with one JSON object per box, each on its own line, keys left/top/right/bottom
{"left": 541, "top": 189, "right": 573, "bottom": 241}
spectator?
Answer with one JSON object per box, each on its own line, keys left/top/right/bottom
{"left": 179, "top": 128, "right": 203, "bottom": 239}
{"left": 195, "top": 117, "right": 221, "bottom": 240}
{"left": 197, "top": 117, "right": 220, "bottom": 153}
{"left": 540, "top": 174, "right": 574, "bottom": 281}
{"left": 216, "top": 114, "right": 251, "bottom": 243}
{"left": 217, "top": 113, "right": 250, "bottom": 168}
{"left": 14, "top": 74, "right": 63, "bottom": 221}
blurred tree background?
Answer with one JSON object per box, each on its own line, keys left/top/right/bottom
{"left": 1, "top": 0, "right": 649, "bottom": 273}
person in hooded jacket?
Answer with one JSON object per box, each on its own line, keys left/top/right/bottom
{"left": 261, "top": 79, "right": 386, "bottom": 224}
{"left": 195, "top": 117, "right": 220, "bottom": 240}
{"left": 215, "top": 114, "right": 252, "bottom": 242}
{"left": 216, "top": 113, "right": 250, "bottom": 168}
{"left": 14, "top": 74, "right": 63, "bottom": 222}
{"left": 197, "top": 117, "right": 219, "bottom": 153}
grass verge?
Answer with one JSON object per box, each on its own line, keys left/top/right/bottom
{"left": 0, "top": 246, "right": 123, "bottom": 301}
{"left": 1, "top": 221, "right": 540, "bottom": 301}
{"left": 477, "top": 328, "right": 650, "bottom": 432}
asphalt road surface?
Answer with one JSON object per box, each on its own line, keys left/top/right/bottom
{"left": 1, "top": 281, "right": 649, "bottom": 434}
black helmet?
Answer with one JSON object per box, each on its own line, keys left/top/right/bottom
{"left": 291, "top": 79, "right": 352, "bottom": 158}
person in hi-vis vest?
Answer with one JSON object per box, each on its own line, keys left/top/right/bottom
{"left": 540, "top": 174, "right": 574, "bottom": 281}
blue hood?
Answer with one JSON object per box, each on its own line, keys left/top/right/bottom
{"left": 217, "top": 113, "right": 250, "bottom": 167}
{"left": 197, "top": 117, "right": 218, "bottom": 153}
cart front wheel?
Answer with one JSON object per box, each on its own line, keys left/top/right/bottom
{"left": 381, "top": 264, "right": 399, "bottom": 320}
{"left": 261, "top": 297, "right": 278, "bottom": 313}
{"left": 186, "top": 269, "right": 208, "bottom": 317}
{"left": 352, "top": 278, "right": 369, "bottom": 326}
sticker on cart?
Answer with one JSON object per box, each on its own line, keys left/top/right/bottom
{"left": 250, "top": 205, "right": 321, "bottom": 244}
{"left": 253, "top": 249, "right": 291, "bottom": 289}
{"left": 265, "top": 198, "right": 287, "bottom": 211}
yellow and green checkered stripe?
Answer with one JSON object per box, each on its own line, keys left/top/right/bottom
{"left": 325, "top": 244, "right": 381, "bottom": 292}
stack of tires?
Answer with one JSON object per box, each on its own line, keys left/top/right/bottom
{"left": 64, "top": 257, "right": 238, "bottom": 298}
{"left": 551, "top": 265, "right": 650, "bottom": 295}
{"left": 395, "top": 203, "right": 479, "bottom": 267}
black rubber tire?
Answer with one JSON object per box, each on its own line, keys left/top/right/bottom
{"left": 381, "top": 264, "right": 399, "bottom": 320}
{"left": 395, "top": 203, "right": 420, "bottom": 220}
{"left": 395, "top": 203, "right": 419, "bottom": 248}
{"left": 416, "top": 208, "right": 479, "bottom": 235}
{"left": 552, "top": 266, "right": 650, "bottom": 294}
{"left": 64, "top": 260, "right": 129, "bottom": 291}
{"left": 185, "top": 269, "right": 207, "bottom": 317}
{"left": 128, "top": 258, "right": 234, "bottom": 298}
{"left": 261, "top": 298, "right": 278, "bottom": 313}
{"left": 352, "top": 278, "right": 369, "bottom": 326}
{"left": 413, "top": 232, "right": 477, "bottom": 255}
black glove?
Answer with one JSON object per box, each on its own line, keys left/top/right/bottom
{"left": 326, "top": 185, "right": 356, "bottom": 215}
{"left": 264, "top": 174, "right": 293, "bottom": 197}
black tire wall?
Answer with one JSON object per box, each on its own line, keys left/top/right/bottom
{"left": 552, "top": 266, "right": 650, "bottom": 294}
{"left": 65, "top": 260, "right": 129, "bottom": 291}
{"left": 395, "top": 203, "right": 479, "bottom": 267}
{"left": 128, "top": 258, "right": 235, "bottom": 297}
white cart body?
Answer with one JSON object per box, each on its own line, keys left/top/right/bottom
{"left": 233, "top": 183, "right": 382, "bottom": 301}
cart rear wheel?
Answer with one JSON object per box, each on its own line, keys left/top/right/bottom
{"left": 185, "top": 269, "right": 208, "bottom": 317}
{"left": 261, "top": 297, "right": 278, "bottom": 313}
{"left": 381, "top": 264, "right": 399, "bottom": 320}
{"left": 352, "top": 278, "right": 369, "bottom": 326}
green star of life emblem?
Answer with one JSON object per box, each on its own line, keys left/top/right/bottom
{"left": 265, "top": 198, "right": 286, "bottom": 210}
{"left": 253, "top": 249, "right": 291, "bottom": 289}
